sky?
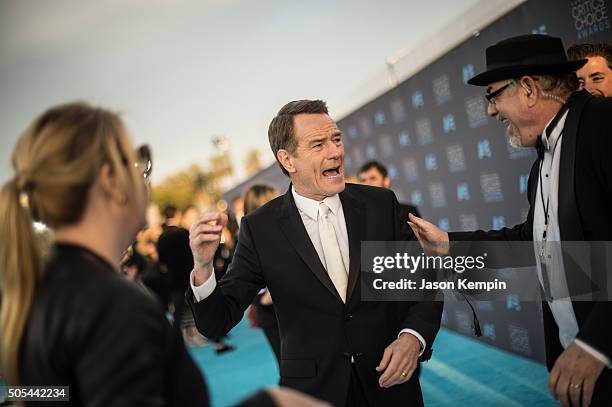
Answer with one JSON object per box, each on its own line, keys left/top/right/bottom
{"left": 0, "top": 0, "right": 482, "bottom": 187}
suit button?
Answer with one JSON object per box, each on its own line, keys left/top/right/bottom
{"left": 345, "top": 314, "right": 353, "bottom": 321}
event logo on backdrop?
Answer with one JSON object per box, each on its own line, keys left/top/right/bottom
{"left": 571, "top": 0, "right": 611, "bottom": 39}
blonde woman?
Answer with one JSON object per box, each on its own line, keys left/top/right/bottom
{"left": 0, "top": 102, "right": 218, "bottom": 406}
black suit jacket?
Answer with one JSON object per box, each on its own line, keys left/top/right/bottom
{"left": 189, "top": 183, "right": 443, "bottom": 407}
{"left": 399, "top": 202, "right": 421, "bottom": 221}
{"left": 449, "top": 90, "right": 612, "bottom": 371}
{"left": 20, "top": 244, "right": 275, "bottom": 407}
{"left": 20, "top": 244, "right": 208, "bottom": 407}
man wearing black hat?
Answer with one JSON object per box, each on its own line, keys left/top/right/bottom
{"left": 409, "top": 34, "right": 611, "bottom": 406}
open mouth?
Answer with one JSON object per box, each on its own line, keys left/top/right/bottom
{"left": 322, "top": 166, "right": 342, "bottom": 178}
{"left": 499, "top": 117, "right": 512, "bottom": 132}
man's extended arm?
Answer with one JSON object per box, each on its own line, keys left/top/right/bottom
{"left": 187, "top": 213, "right": 265, "bottom": 339}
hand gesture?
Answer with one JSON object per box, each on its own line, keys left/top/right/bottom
{"left": 376, "top": 333, "right": 421, "bottom": 388}
{"left": 408, "top": 213, "right": 450, "bottom": 256}
{"left": 548, "top": 343, "right": 605, "bottom": 407}
{"left": 189, "top": 212, "right": 227, "bottom": 281}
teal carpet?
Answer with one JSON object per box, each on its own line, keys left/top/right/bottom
{"left": 189, "top": 319, "right": 558, "bottom": 407}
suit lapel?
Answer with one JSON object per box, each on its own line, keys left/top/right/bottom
{"left": 557, "top": 91, "right": 598, "bottom": 299}
{"left": 278, "top": 186, "right": 343, "bottom": 302}
{"left": 528, "top": 158, "right": 540, "bottom": 209}
{"left": 558, "top": 90, "right": 590, "bottom": 241}
{"left": 340, "top": 187, "right": 366, "bottom": 303}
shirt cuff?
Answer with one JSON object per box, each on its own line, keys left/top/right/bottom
{"left": 574, "top": 339, "right": 612, "bottom": 369}
{"left": 399, "top": 329, "right": 426, "bottom": 357}
{"left": 190, "top": 267, "right": 217, "bottom": 302}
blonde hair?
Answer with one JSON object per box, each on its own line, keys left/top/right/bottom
{"left": 243, "top": 184, "right": 278, "bottom": 215}
{"left": 0, "top": 102, "right": 145, "bottom": 384}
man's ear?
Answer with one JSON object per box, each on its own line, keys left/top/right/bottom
{"left": 97, "top": 163, "right": 127, "bottom": 205}
{"left": 520, "top": 76, "right": 538, "bottom": 107}
{"left": 383, "top": 176, "right": 391, "bottom": 189}
{"left": 277, "top": 149, "right": 297, "bottom": 174}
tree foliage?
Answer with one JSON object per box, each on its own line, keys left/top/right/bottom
{"left": 151, "top": 152, "right": 233, "bottom": 211}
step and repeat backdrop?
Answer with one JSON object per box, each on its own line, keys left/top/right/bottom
{"left": 226, "top": 0, "right": 612, "bottom": 363}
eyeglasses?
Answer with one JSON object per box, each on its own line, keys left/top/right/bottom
{"left": 485, "top": 81, "right": 514, "bottom": 105}
{"left": 134, "top": 144, "right": 152, "bottom": 183}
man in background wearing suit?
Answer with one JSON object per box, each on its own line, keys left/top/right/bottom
{"left": 410, "top": 34, "right": 611, "bottom": 407}
{"left": 358, "top": 160, "right": 421, "bottom": 220}
{"left": 187, "top": 100, "right": 442, "bottom": 406}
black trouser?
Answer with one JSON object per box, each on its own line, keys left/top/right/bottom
{"left": 169, "top": 290, "right": 187, "bottom": 333}
{"left": 589, "top": 369, "right": 611, "bottom": 407}
{"left": 346, "top": 364, "right": 370, "bottom": 407}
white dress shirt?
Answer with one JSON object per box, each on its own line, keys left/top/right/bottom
{"left": 291, "top": 188, "right": 350, "bottom": 279}
{"left": 533, "top": 110, "right": 610, "bottom": 368}
{"left": 191, "top": 186, "right": 426, "bottom": 355}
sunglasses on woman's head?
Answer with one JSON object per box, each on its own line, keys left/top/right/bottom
{"left": 121, "top": 144, "right": 152, "bottom": 183}
{"left": 134, "top": 144, "right": 152, "bottom": 182}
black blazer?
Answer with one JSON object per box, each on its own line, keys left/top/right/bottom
{"left": 189, "top": 183, "right": 443, "bottom": 407}
{"left": 399, "top": 202, "right": 421, "bottom": 221}
{"left": 449, "top": 90, "right": 612, "bottom": 369}
{"left": 19, "top": 244, "right": 274, "bottom": 407}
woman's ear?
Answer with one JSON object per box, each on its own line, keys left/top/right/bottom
{"left": 97, "top": 164, "right": 127, "bottom": 205}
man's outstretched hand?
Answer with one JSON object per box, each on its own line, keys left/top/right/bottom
{"left": 408, "top": 213, "right": 450, "bottom": 256}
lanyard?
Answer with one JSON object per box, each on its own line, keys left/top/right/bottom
{"left": 537, "top": 130, "right": 562, "bottom": 262}
{"left": 537, "top": 132, "right": 562, "bottom": 301}
{"left": 535, "top": 105, "right": 569, "bottom": 301}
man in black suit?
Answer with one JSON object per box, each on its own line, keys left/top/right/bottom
{"left": 358, "top": 160, "right": 421, "bottom": 220}
{"left": 410, "top": 34, "right": 611, "bottom": 407}
{"left": 188, "top": 100, "right": 443, "bottom": 406}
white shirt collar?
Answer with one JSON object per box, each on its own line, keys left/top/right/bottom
{"left": 541, "top": 109, "right": 569, "bottom": 151}
{"left": 291, "top": 185, "right": 341, "bottom": 221}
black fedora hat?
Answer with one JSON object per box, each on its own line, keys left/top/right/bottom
{"left": 468, "top": 34, "right": 587, "bottom": 86}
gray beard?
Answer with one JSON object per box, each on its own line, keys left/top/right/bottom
{"left": 506, "top": 124, "right": 523, "bottom": 148}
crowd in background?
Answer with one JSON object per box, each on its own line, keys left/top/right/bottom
{"left": 121, "top": 201, "right": 241, "bottom": 353}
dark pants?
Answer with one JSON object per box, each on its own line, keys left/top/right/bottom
{"left": 346, "top": 364, "right": 370, "bottom": 407}
{"left": 589, "top": 369, "right": 611, "bottom": 407}
{"left": 169, "top": 290, "right": 187, "bottom": 333}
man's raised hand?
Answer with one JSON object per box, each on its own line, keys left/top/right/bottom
{"left": 189, "top": 212, "right": 228, "bottom": 285}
